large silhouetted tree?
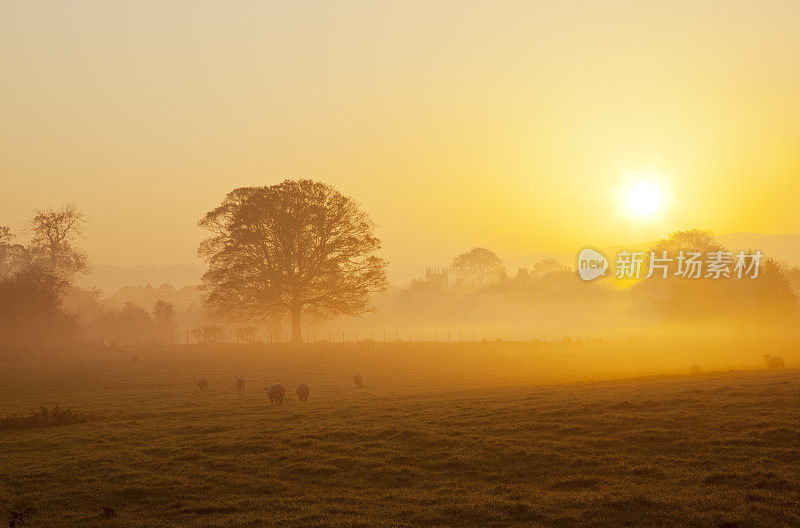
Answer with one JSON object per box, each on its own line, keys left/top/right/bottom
{"left": 198, "top": 180, "right": 387, "bottom": 343}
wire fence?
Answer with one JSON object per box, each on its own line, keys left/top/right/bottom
{"left": 82, "top": 328, "right": 632, "bottom": 347}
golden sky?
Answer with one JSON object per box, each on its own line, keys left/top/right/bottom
{"left": 2, "top": 1, "right": 799, "bottom": 278}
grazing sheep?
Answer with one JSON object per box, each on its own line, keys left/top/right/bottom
{"left": 197, "top": 377, "right": 209, "bottom": 391}
{"left": 689, "top": 363, "right": 702, "bottom": 374}
{"left": 296, "top": 383, "right": 311, "bottom": 401}
{"left": 266, "top": 384, "right": 286, "bottom": 405}
{"left": 763, "top": 354, "right": 785, "bottom": 370}
{"left": 352, "top": 373, "right": 364, "bottom": 388}
{"left": 236, "top": 377, "right": 247, "bottom": 391}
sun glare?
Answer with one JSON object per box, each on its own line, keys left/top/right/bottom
{"left": 625, "top": 182, "right": 664, "bottom": 218}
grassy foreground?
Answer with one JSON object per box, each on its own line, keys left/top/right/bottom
{"left": 0, "top": 341, "right": 798, "bottom": 527}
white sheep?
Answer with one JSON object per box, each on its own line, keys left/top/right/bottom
{"left": 197, "top": 377, "right": 209, "bottom": 391}
{"left": 296, "top": 383, "right": 311, "bottom": 401}
{"left": 763, "top": 354, "right": 785, "bottom": 370}
{"left": 352, "top": 373, "right": 364, "bottom": 388}
{"left": 236, "top": 377, "right": 247, "bottom": 391}
{"left": 266, "top": 384, "right": 286, "bottom": 405}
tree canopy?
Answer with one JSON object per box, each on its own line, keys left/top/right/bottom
{"left": 450, "top": 247, "right": 506, "bottom": 286}
{"left": 645, "top": 230, "right": 798, "bottom": 327}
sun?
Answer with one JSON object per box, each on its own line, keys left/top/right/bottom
{"left": 625, "top": 182, "right": 664, "bottom": 218}
{"left": 614, "top": 172, "right": 671, "bottom": 222}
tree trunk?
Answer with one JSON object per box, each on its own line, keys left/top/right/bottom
{"left": 290, "top": 307, "right": 302, "bottom": 344}
{"left": 269, "top": 313, "right": 284, "bottom": 344}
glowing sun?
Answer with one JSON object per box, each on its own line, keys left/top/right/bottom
{"left": 625, "top": 182, "right": 664, "bottom": 218}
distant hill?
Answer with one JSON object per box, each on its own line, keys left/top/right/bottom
{"left": 502, "top": 233, "right": 800, "bottom": 275}
{"left": 716, "top": 233, "right": 800, "bottom": 266}
{"left": 103, "top": 283, "right": 203, "bottom": 311}
{"left": 76, "top": 264, "right": 205, "bottom": 294}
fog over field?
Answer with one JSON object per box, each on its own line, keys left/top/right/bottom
{"left": 1, "top": 343, "right": 798, "bottom": 527}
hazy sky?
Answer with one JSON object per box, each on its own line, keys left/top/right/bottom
{"left": 2, "top": 1, "right": 799, "bottom": 280}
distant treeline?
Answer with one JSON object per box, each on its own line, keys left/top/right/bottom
{"left": 386, "top": 231, "right": 799, "bottom": 335}
{"left": 3, "top": 198, "right": 799, "bottom": 350}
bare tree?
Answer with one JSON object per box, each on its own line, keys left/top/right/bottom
{"left": 450, "top": 247, "right": 506, "bottom": 286}
{"left": 198, "top": 180, "right": 387, "bottom": 343}
{"left": 28, "top": 204, "right": 88, "bottom": 283}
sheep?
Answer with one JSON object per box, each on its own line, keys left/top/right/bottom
{"left": 763, "top": 354, "right": 785, "bottom": 370}
{"left": 296, "top": 383, "right": 311, "bottom": 401}
{"left": 352, "top": 373, "right": 364, "bottom": 388}
{"left": 266, "top": 384, "right": 286, "bottom": 405}
{"left": 197, "top": 377, "right": 209, "bottom": 391}
{"left": 235, "top": 377, "right": 247, "bottom": 391}
{"left": 689, "top": 363, "right": 702, "bottom": 374}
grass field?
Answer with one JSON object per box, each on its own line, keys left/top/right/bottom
{"left": 0, "top": 341, "right": 798, "bottom": 527}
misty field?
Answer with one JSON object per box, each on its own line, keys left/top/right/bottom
{"left": 1, "top": 342, "right": 798, "bottom": 527}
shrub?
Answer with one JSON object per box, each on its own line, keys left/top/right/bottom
{"left": 0, "top": 406, "right": 96, "bottom": 431}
